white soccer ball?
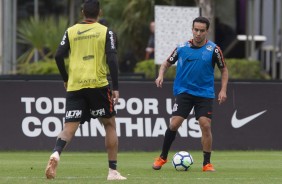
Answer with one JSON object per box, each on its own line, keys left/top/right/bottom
{"left": 172, "top": 151, "right": 193, "bottom": 171}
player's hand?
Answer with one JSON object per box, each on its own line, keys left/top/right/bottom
{"left": 112, "top": 90, "right": 119, "bottom": 105}
{"left": 155, "top": 77, "right": 163, "bottom": 88}
{"left": 218, "top": 90, "right": 227, "bottom": 104}
{"left": 64, "top": 82, "right": 68, "bottom": 90}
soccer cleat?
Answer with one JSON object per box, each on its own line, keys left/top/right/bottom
{"left": 107, "top": 168, "right": 127, "bottom": 180}
{"left": 152, "top": 157, "right": 167, "bottom": 170}
{"left": 202, "top": 163, "right": 215, "bottom": 172}
{"left": 45, "top": 151, "right": 60, "bottom": 179}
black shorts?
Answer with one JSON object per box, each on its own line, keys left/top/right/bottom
{"left": 65, "top": 85, "right": 116, "bottom": 124}
{"left": 172, "top": 93, "right": 213, "bottom": 120}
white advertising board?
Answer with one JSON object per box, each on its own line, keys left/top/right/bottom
{"left": 155, "top": 6, "right": 199, "bottom": 64}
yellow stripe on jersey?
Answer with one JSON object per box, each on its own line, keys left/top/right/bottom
{"left": 67, "top": 23, "right": 109, "bottom": 91}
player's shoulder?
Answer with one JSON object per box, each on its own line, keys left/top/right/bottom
{"left": 206, "top": 40, "right": 217, "bottom": 46}
{"left": 177, "top": 40, "right": 191, "bottom": 48}
{"left": 205, "top": 40, "right": 219, "bottom": 52}
{"left": 66, "top": 24, "right": 82, "bottom": 33}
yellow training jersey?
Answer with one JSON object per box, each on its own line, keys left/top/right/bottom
{"left": 66, "top": 23, "right": 109, "bottom": 91}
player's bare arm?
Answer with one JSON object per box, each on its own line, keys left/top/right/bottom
{"left": 64, "top": 82, "right": 68, "bottom": 90}
{"left": 156, "top": 48, "right": 177, "bottom": 88}
{"left": 218, "top": 66, "right": 228, "bottom": 104}
{"left": 213, "top": 45, "right": 228, "bottom": 104}
{"left": 155, "top": 61, "right": 172, "bottom": 88}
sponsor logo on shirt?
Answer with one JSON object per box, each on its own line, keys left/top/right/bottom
{"left": 172, "top": 103, "right": 178, "bottom": 112}
{"left": 215, "top": 48, "right": 223, "bottom": 67}
{"left": 60, "top": 31, "right": 67, "bottom": 45}
{"left": 83, "top": 55, "right": 94, "bottom": 61}
{"left": 206, "top": 45, "right": 213, "bottom": 51}
{"left": 169, "top": 50, "right": 178, "bottom": 62}
{"left": 109, "top": 31, "right": 115, "bottom": 50}
{"left": 77, "top": 28, "right": 94, "bottom": 35}
{"left": 74, "top": 32, "right": 100, "bottom": 41}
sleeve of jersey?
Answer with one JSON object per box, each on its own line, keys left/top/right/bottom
{"left": 105, "top": 29, "right": 119, "bottom": 90}
{"left": 166, "top": 48, "right": 178, "bottom": 64}
{"left": 213, "top": 46, "right": 226, "bottom": 68}
{"left": 55, "top": 30, "right": 70, "bottom": 82}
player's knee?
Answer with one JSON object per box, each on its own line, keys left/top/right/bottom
{"left": 169, "top": 126, "right": 178, "bottom": 131}
{"left": 169, "top": 116, "right": 185, "bottom": 130}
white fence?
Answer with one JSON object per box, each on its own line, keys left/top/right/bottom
{"left": 260, "top": 45, "right": 282, "bottom": 79}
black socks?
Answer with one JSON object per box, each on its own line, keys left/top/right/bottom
{"left": 109, "top": 160, "right": 117, "bottom": 170}
{"left": 203, "top": 151, "right": 211, "bottom": 166}
{"left": 53, "top": 138, "right": 67, "bottom": 155}
{"left": 53, "top": 138, "right": 118, "bottom": 170}
{"left": 160, "top": 128, "right": 177, "bottom": 160}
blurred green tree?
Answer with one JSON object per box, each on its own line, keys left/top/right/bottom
{"left": 17, "top": 16, "right": 69, "bottom": 64}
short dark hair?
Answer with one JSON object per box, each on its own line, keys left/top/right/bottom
{"left": 193, "top": 17, "right": 210, "bottom": 30}
{"left": 83, "top": 0, "right": 100, "bottom": 19}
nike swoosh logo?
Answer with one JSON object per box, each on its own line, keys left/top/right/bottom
{"left": 77, "top": 28, "right": 93, "bottom": 35}
{"left": 231, "top": 110, "right": 267, "bottom": 128}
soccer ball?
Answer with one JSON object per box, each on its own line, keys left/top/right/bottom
{"left": 172, "top": 151, "right": 193, "bottom": 171}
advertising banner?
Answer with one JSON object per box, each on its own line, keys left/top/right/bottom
{"left": 155, "top": 6, "right": 199, "bottom": 64}
{"left": 0, "top": 80, "right": 281, "bottom": 151}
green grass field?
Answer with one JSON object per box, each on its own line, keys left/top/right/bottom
{"left": 0, "top": 151, "right": 281, "bottom": 184}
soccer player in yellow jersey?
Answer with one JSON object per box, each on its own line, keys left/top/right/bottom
{"left": 45, "top": 0, "right": 126, "bottom": 180}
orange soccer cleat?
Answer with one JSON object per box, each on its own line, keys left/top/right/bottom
{"left": 152, "top": 157, "right": 167, "bottom": 170}
{"left": 202, "top": 163, "right": 216, "bottom": 172}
